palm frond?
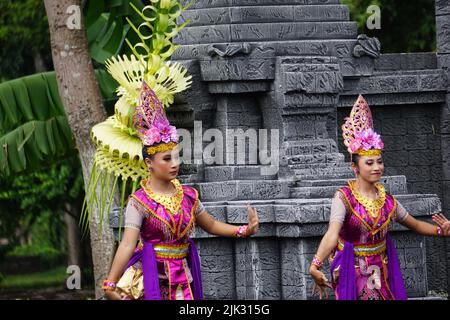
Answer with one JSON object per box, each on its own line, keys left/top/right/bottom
{"left": 91, "top": 116, "right": 143, "bottom": 161}
{"left": 79, "top": 146, "right": 148, "bottom": 236}
{"left": 105, "top": 56, "right": 192, "bottom": 107}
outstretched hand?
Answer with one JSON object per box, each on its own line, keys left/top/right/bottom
{"left": 432, "top": 213, "right": 450, "bottom": 236}
{"left": 310, "top": 268, "right": 333, "bottom": 300}
{"left": 245, "top": 204, "right": 259, "bottom": 236}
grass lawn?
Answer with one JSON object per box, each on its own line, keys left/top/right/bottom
{"left": 0, "top": 265, "right": 69, "bottom": 289}
{"left": 0, "top": 265, "right": 95, "bottom": 299}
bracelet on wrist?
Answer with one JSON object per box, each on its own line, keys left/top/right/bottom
{"left": 236, "top": 225, "right": 248, "bottom": 238}
{"left": 437, "top": 226, "right": 443, "bottom": 237}
{"left": 102, "top": 279, "right": 117, "bottom": 291}
{"left": 311, "top": 255, "right": 323, "bottom": 269}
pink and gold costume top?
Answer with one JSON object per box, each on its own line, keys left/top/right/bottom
{"left": 116, "top": 178, "right": 205, "bottom": 300}
{"left": 329, "top": 180, "right": 409, "bottom": 300}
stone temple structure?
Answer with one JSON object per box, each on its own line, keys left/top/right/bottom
{"left": 111, "top": 0, "right": 450, "bottom": 299}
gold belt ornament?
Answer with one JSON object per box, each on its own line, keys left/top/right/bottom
{"left": 338, "top": 238, "right": 386, "bottom": 257}
{"left": 153, "top": 243, "right": 190, "bottom": 259}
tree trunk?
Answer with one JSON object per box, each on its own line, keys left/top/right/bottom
{"left": 63, "top": 203, "right": 82, "bottom": 268}
{"left": 44, "top": 0, "right": 115, "bottom": 299}
{"left": 33, "top": 52, "right": 47, "bottom": 73}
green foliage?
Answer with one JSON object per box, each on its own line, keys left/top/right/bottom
{"left": 0, "top": 266, "right": 68, "bottom": 289}
{"left": 341, "top": 0, "right": 436, "bottom": 53}
{"left": 0, "top": 0, "right": 151, "bottom": 79}
{"left": 0, "top": 70, "right": 118, "bottom": 176}
{"left": 0, "top": 155, "right": 84, "bottom": 249}
{"left": 5, "top": 242, "right": 63, "bottom": 269}
{"left": 84, "top": 0, "right": 148, "bottom": 64}
{"left": 0, "top": 0, "right": 52, "bottom": 80}
{"left": 6, "top": 243, "right": 61, "bottom": 258}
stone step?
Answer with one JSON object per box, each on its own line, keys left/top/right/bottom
{"left": 173, "top": 39, "right": 373, "bottom": 78}
{"left": 342, "top": 69, "right": 447, "bottom": 96}
{"left": 178, "top": 174, "right": 202, "bottom": 184}
{"left": 179, "top": 163, "right": 203, "bottom": 175}
{"left": 111, "top": 193, "right": 440, "bottom": 239}
{"left": 292, "top": 164, "right": 353, "bottom": 178}
{"left": 293, "top": 171, "right": 355, "bottom": 181}
{"left": 175, "top": 21, "right": 358, "bottom": 44}
{"left": 181, "top": 0, "right": 342, "bottom": 10}
{"left": 197, "top": 193, "right": 441, "bottom": 226}
{"left": 177, "top": 164, "right": 204, "bottom": 183}
{"left": 408, "top": 296, "right": 448, "bottom": 300}
{"left": 297, "top": 171, "right": 356, "bottom": 180}
{"left": 297, "top": 175, "right": 407, "bottom": 188}
{"left": 187, "top": 180, "right": 292, "bottom": 201}
{"left": 290, "top": 175, "right": 408, "bottom": 199}
{"left": 289, "top": 160, "right": 351, "bottom": 170}
{"left": 290, "top": 185, "right": 340, "bottom": 199}
{"left": 287, "top": 152, "right": 344, "bottom": 165}
{"left": 179, "top": 5, "right": 350, "bottom": 26}
{"left": 175, "top": 39, "right": 357, "bottom": 60}
{"left": 289, "top": 162, "right": 355, "bottom": 180}
{"left": 204, "top": 165, "right": 278, "bottom": 182}
{"left": 283, "top": 139, "right": 338, "bottom": 156}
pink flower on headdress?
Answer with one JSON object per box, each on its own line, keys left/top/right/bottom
{"left": 169, "top": 125, "right": 179, "bottom": 143}
{"left": 348, "top": 137, "right": 363, "bottom": 154}
{"left": 353, "top": 128, "right": 384, "bottom": 152}
{"left": 153, "top": 118, "right": 171, "bottom": 143}
{"left": 143, "top": 127, "right": 162, "bottom": 146}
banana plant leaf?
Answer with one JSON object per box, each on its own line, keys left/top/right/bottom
{"left": 84, "top": 0, "right": 147, "bottom": 64}
{"left": 0, "top": 70, "right": 118, "bottom": 176}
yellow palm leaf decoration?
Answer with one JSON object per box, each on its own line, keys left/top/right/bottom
{"left": 81, "top": 0, "right": 193, "bottom": 238}
{"left": 105, "top": 56, "right": 192, "bottom": 108}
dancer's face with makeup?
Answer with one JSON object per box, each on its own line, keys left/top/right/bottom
{"left": 145, "top": 146, "right": 181, "bottom": 181}
{"left": 352, "top": 154, "right": 384, "bottom": 184}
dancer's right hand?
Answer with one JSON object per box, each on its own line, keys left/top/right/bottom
{"left": 310, "top": 267, "right": 333, "bottom": 300}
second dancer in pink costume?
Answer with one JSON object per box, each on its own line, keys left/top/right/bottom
{"left": 309, "top": 95, "right": 450, "bottom": 300}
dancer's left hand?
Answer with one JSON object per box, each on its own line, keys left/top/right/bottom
{"left": 245, "top": 204, "right": 259, "bottom": 236}
{"left": 432, "top": 213, "right": 450, "bottom": 236}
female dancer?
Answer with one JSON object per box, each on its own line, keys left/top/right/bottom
{"left": 309, "top": 95, "right": 450, "bottom": 300}
{"left": 102, "top": 82, "right": 259, "bottom": 300}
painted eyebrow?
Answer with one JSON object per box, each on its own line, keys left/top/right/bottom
{"left": 365, "top": 159, "right": 383, "bottom": 163}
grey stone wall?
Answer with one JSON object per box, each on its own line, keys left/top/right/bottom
{"left": 436, "top": 0, "right": 450, "bottom": 294}
{"left": 109, "top": 0, "right": 450, "bottom": 300}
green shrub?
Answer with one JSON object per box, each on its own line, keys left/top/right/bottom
{"left": 6, "top": 244, "right": 63, "bottom": 269}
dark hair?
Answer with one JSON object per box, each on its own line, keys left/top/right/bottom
{"left": 142, "top": 146, "right": 154, "bottom": 161}
{"left": 351, "top": 154, "right": 361, "bottom": 166}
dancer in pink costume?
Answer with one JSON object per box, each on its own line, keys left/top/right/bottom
{"left": 102, "top": 82, "right": 259, "bottom": 300}
{"left": 310, "top": 95, "right": 450, "bottom": 300}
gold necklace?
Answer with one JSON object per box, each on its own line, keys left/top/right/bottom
{"left": 141, "top": 178, "right": 184, "bottom": 215}
{"left": 348, "top": 180, "right": 386, "bottom": 219}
